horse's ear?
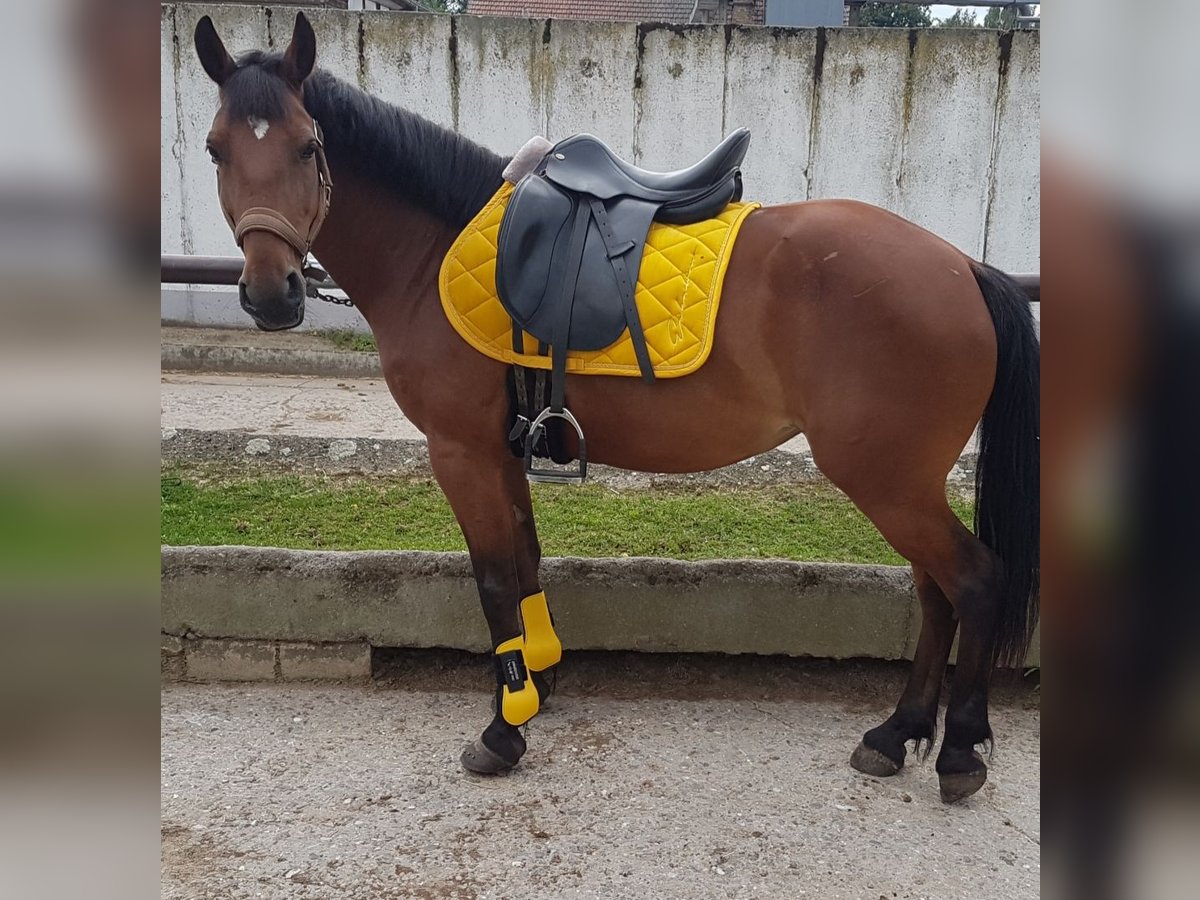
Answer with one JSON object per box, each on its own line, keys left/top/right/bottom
{"left": 194, "top": 16, "right": 235, "bottom": 86}
{"left": 281, "top": 12, "right": 317, "bottom": 86}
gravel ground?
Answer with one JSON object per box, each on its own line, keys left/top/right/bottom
{"left": 161, "top": 653, "right": 1039, "bottom": 900}
{"left": 160, "top": 426, "right": 850, "bottom": 490}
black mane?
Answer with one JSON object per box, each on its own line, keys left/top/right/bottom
{"left": 225, "top": 51, "right": 505, "bottom": 229}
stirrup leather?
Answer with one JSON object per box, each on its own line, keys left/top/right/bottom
{"left": 520, "top": 591, "right": 562, "bottom": 672}
{"left": 494, "top": 636, "right": 540, "bottom": 726}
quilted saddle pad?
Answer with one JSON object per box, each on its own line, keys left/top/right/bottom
{"left": 439, "top": 182, "right": 759, "bottom": 378}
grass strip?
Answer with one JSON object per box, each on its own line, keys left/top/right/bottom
{"left": 162, "top": 466, "right": 973, "bottom": 565}
{"left": 314, "top": 329, "right": 377, "bottom": 353}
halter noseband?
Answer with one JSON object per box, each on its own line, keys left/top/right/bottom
{"left": 223, "top": 118, "right": 333, "bottom": 263}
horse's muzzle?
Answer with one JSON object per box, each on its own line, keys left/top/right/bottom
{"left": 240, "top": 269, "right": 305, "bottom": 331}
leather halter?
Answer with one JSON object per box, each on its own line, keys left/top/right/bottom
{"left": 222, "top": 118, "right": 333, "bottom": 263}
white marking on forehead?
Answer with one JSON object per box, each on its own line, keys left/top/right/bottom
{"left": 248, "top": 117, "right": 270, "bottom": 140}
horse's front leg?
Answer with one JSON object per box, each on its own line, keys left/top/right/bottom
{"left": 427, "top": 437, "right": 559, "bottom": 774}
{"left": 505, "top": 461, "right": 562, "bottom": 703}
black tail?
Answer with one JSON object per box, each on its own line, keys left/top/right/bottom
{"left": 970, "top": 260, "right": 1040, "bottom": 668}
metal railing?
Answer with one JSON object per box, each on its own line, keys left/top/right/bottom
{"left": 161, "top": 254, "right": 242, "bottom": 285}
{"left": 161, "top": 254, "right": 1039, "bottom": 302}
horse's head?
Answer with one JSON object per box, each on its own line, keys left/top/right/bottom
{"left": 194, "top": 13, "right": 331, "bottom": 330}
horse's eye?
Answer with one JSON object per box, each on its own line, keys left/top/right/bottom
{"left": 300, "top": 143, "right": 317, "bottom": 161}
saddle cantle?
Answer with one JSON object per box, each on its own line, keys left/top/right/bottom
{"left": 495, "top": 129, "right": 751, "bottom": 482}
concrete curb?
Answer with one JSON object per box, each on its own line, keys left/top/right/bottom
{"left": 162, "top": 634, "right": 372, "bottom": 683}
{"left": 162, "top": 341, "right": 382, "bottom": 379}
{"left": 162, "top": 546, "right": 1040, "bottom": 667}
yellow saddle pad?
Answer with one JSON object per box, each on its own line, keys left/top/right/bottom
{"left": 438, "top": 183, "right": 759, "bottom": 378}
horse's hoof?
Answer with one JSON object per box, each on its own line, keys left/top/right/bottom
{"left": 460, "top": 739, "right": 520, "bottom": 776}
{"left": 850, "top": 742, "right": 902, "bottom": 777}
{"left": 938, "top": 756, "right": 988, "bottom": 803}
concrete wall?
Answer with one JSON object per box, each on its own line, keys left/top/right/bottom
{"left": 161, "top": 5, "right": 1039, "bottom": 330}
{"left": 161, "top": 546, "right": 1040, "bottom": 666}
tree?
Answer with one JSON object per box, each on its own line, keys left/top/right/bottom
{"left": 854, "top": 3, "right": 933, "bottom": 28}
{"left": 938, "top": 9, "right": 978, "bottom": 27}
{"left": 402, "top": 0, "right": 466, "bottom": 12}
{"left": 984, "top": 4, "right": 1037, "bottom": 29}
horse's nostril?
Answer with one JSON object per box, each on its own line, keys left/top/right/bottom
{"left": 239, "top": 273, "right": 303, "bottom": 330}
{"left": 286, "top": 270, "right": 305, "bottom": 307}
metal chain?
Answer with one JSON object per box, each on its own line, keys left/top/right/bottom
{"left": 305, "top": 280, "right": 355, "bottom": 306}
{"left": 302, "top": 261, "right": 355, "bottom": 307}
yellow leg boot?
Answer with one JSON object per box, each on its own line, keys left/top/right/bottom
{"left": 520, "top": 591, "right": 562, "bottom": 672}
{"left": 494, "top": 636, "right": 540, "bottom": 726}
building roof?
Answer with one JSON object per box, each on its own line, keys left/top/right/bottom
{"left": 467, "top": 1, "right": 708, "bottom": 23}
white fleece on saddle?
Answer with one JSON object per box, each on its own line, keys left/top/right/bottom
{"left": 502, "top": 136, "right": 554, "bottom": 184}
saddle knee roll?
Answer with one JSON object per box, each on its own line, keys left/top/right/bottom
{"left": 520, "top": 591, "right": 562, "bottom": 672}
{"left": 495, "top": 636, "right": 540, "bottom": 726}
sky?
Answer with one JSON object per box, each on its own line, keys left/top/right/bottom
{"left": 927, "top": 4, "right": 1040, "bottom": 22}
{"left": 929, "top": 4, "right": 988, "bottom": 20}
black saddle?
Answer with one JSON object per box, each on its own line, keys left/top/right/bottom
{"left": 495, "top": 129, "right": 750, "bottom": 482}
{"left": 533, "top": 129, "right": 751, "bottom": 219}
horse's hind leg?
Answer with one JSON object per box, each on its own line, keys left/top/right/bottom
{"left": 849, "top": 495, "right": 1002, "bottom": 802}
{"left": 813, "top": 424, "right": 1001, "bottom": 802}
{"left": 930, "top": 535, "right": 1004, "bottom": 803}
{"left": 851, "top": 566, "right": 958, "bottom": 776}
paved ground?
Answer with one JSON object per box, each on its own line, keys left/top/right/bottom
{"left": 162, "top": 326, "right": 358, "bottom": 355}
{"left": 161, "top": 373, "right": 426, "bottom": 442}
{"left": 160, "top": 327, "right": 981, "bottom": 489}
{"left": 158, "top": 372, "right": 857, "bottom": 488}
{"left": 161, "top": 653, "right": 1040, "bottom": 900}
{"left": 162, "top": 372, "right": 974, "bottom": 480}
{"left": 159, "top": 371, "right": 819, "bottom": 455}
{"left": 159, "top": 372, "right": 850, "bottom": 487}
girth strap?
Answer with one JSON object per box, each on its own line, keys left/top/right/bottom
{"left": 549, "top": 201, "right": 595, "bottom": 412}
{"left": 508, "top": 325, "right": 533, "bottom": 444}
{"left": 588, "top": 198, "right": 656, "bottom": 384}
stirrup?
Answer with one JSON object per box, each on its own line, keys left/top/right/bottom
{"left": 524, "top": 406, "right": 587, "bottom": 484}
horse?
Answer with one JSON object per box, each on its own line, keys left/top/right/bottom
{"left": 192, "top": 13, "right": 1038, "bottom": 803}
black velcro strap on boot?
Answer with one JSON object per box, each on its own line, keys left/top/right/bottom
{"left": 494, "top": 649, "right": 528, "bottom": 692}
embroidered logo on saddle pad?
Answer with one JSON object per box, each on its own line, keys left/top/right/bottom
{"left": 439, "top": 183, "right": 759, "bottom": 378}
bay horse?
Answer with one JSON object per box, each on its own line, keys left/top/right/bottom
{"left": 193, "top": 13, "right": 1038, "bottom": 803}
